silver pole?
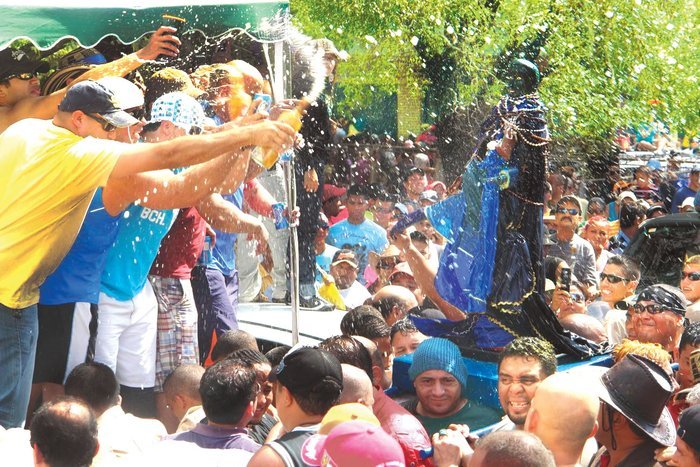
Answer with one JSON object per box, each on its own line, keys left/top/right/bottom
{"left": 285, "top": 159, "right": 300, "bottom": 345}
{"left": 264, "top": 41, "right": 300, "bottom": 346}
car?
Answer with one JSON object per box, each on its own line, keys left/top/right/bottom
{"left": 625, "top": 212, "right": 700, "bottom": 289}
{"left": 236, "top": 301, "right": 346, "bottom": 352}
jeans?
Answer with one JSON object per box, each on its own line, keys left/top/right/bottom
{"left": 191, "top": 267, "right": 239, "bottom": 364}
{"left": 0, "top": 303, "right": 38, "bottom": 428}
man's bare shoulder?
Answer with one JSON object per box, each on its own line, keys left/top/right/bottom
{"left": 247, "top": 444, "right": 286, "bottom": 467}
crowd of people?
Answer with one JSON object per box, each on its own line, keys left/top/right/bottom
{"left": 1, "top": 23, "right": 700, "bottom": 467}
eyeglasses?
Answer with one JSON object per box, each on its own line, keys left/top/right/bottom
{"left": 681, "top": 271, "right": 700, "bottom": 281}
{"left": 555, "top": 207, "right": 580, "bottom": 216}
{"left": 189, "top": 125, "right": 203, "bottom": 135}
{"left": 86, "top": 113, "right": 116, "bottom": 132}
{"left": 7, "top": 72, "right": 35, "bottom": 81}
{"left": 600, "top": 272, "right": 629, "bottom": 284}
{"left": 631, "top": 303, "right": 668, "bottom": 315}
{"left": 569, "top": 293, "right": 585, "bottom": 303}
{"left": 498, "top": 375, "right": 540, "bottom": 387}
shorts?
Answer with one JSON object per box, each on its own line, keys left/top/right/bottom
{"left": 33, "top": 303, "right": 98, "bottom": 385}
{"left": 95, "top": 283, "right": 157, "bottom": 388}
{"left": 149, "top": 276, "right": 199, "bottom": 392}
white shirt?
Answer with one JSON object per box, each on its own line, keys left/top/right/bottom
{"left": 339, "top": 280, "right": 372, "bottom": 309}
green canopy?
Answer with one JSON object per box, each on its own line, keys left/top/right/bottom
{"left": 2, "top": 0, "right": 290, "bottom": 51}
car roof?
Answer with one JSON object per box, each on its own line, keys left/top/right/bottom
{"left": 237, "top": 302, "right": 346, "bottom": 347}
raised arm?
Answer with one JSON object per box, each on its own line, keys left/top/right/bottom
{"left": 103, "top": 149, "right": 250, "bottom": 214}
{"left": 393, "top": 231, "right": 466, "bottom": 321}
{"left": 108, "top": 120, "right": 294, "bottom": 180}
{"left": 0, "top": 27, "right": 178, "bottom": 130}
{"left": 196, "top": 193, "right": 268, "bottom": 243}
{"left": 243, "top": 178, "right": 277, "bottom": 218}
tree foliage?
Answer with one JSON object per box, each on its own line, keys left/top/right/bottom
{"left": 292, "top": 0, "right": 699, "bottom": 139}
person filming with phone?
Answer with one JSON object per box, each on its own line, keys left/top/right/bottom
{"left": 547, "top": 196, "right": 599, "bottom": 297}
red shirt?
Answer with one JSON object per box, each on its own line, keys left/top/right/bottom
{"left": 150, "top": 207, "right": 206, "bottom": 279}
{"left": 373, "top": 389, "right": 433, "bottom": 467}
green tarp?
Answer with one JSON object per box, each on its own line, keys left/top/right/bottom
{"left": 1, "top": 1, "right": 290, "bottom": 50}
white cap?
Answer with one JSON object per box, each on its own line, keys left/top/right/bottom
{"left": 617, "top": 191, "right": 637, "bottom": 203}
{"left": 96, "top": 77, "right": 144, "bottom": 110}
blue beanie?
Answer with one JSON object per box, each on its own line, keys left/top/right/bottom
{"left": 408, "top": 338, "right": 469, "bottom": 397}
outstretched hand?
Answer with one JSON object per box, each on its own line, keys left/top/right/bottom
{"left": 248, "top": 121, "right": 296, "bottom": 154}
{"left": 136, "top": 26, "right": 181, "bottom": 61}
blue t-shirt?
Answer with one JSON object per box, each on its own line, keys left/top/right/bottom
{"left": 327, "top": 219, "right": 388, "bottom": 284}
{"left": 40, "top": 189, "right": 121, "bottom": 305}
{"left": 672, "top": 186, "right": 698, "bottom": 213}
{"left": 100, "top": 204, "right": 177, "bottom": 301}
{"left": 208, "top": 189, "right": 244, "bottom": 276}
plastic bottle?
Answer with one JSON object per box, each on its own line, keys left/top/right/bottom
{"left": 316, "top": 265, "right": 345, "bottom": 310}
{"left": 254, "top": 99, "right": 308, "bottom": 169}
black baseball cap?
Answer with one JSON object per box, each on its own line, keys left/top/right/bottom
{"left": 402, "top": 166, "right": 425, "bottom": 182}
{"left": 58, "top": 80, "right": 138, "bottom": 128}
{"left": 270, "top": 346, "right": 343, "bottom": 394}
{"left": 0, "top": 48, "right": 49, "bottom": 81}
{"left": 678, "top": 404, "right": 700, "bottom": 454}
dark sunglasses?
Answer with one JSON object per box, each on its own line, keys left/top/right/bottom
{"left": 86, "top": 113, "right": 116, "bottom": 132}
{"left": 377, "top": 259, "right": 398, "bottom": 270}
{"left": 681, "top": 271, "right": 700, "bottom": 281}
{"left": 189, "top": 125, "right": 203, "bottom": 135}
{"left": 600, "top": 272, "right": 629, "bottom": 284}
{"left": 555, "top": 207, "right": 580, "bottom": 216}
{"left": 7, "top": 72, "right": 35, "bottom": 81}
{"left": 631, "top": 303, "right": 668, "bottom": 315}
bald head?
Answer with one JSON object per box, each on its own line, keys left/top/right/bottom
{"left": 163, "top": 364, "right": 205, "bottom": 420}
{"left": 525, "top": 373, "right": 599, "bottom": 463}
{"left": 560, "top": 314, "right": 607, "bottom": 344}
{"left": 228, "top": 60, "right": 264, "bottom": 95}
{"left": 339, "top": 364, "right": 374, "bottom": 408}
{"left": 471, "top": 431, "right": 555, "bottom": 467}
{"left": 373, "top": 285, "right": 419, "bottom": 325}
{"left": 164, "top": 364, "right": 205, "bottom": 400}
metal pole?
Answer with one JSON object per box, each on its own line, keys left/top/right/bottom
{"left": 285, "top": 159, "right": 299, "bottom": 345}
{"left": 265, "top": 40, "right": 300, "bottom": 346}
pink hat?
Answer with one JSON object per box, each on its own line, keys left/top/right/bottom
{"left": 389, "top": 261, "right": 414, "bottom": 280}
{"left": 426, "top": 180, "right": 446, "bottom": 192}
{"left": 301, "top": 421, "right": 405, "bottom": 467}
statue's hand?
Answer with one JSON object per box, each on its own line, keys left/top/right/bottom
{"left": 495, "top": 124, "right": 517, "bottom": 160}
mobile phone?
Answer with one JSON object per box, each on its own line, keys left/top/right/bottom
{"left": 690, "top": 348, "right": 700, "bottom": 385}
{"left": 559, "top": 267, "right": 571, "bottom": 292}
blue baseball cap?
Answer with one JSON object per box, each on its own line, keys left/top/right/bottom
{"left": 647, "top": 159, "right": 662, "bottom": 171}
{"left": 57, "top": 80, "right": 138, "bottom": 128}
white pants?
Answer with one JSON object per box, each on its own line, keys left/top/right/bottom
{"left": 95, "top": 283, "right": 157, "bottom": 388}
{"left": 63, "top": 302, "right": 93, "bottom": 383}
